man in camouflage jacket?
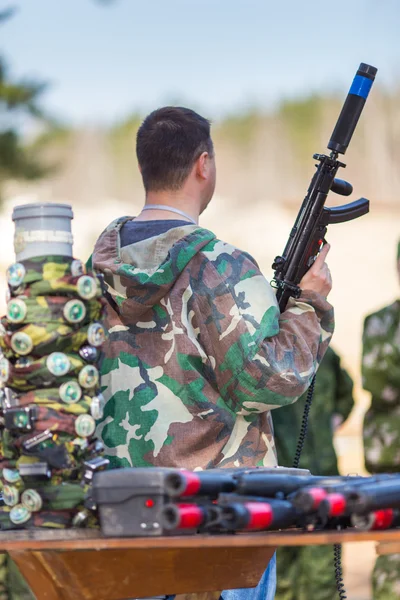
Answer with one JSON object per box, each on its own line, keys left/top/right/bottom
{"left": 362, "top": 241, "right": 400, "bottom": 600}
{"left": 273, "top": 346, "right": 354, "bottom": 600}
{"left": 92, "top": 106, "right": 335, "bottom": 599}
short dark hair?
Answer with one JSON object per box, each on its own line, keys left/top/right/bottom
{"left": 136, "top": 106, "right": 213, "bottom": 192}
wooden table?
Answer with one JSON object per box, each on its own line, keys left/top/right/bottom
{"left": 2, "top": 529, "right": 400, "bottom": 600}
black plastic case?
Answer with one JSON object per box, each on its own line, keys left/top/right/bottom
{"left": 92, "top": 467, "right": 171, "bottom": 537}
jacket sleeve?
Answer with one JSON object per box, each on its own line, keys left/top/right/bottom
{"left": 198, "top": 244, "right": 334, "bottom": 415}
{"left": 332, "top": 349, "right": 355, "bottom": 423}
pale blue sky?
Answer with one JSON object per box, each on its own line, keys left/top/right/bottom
{"left": 2, "top": 0, "right": 400, "bottom": 124}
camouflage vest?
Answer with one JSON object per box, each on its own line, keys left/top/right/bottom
{"left": 362, "top": 300, "right": 400, "bottom": 473}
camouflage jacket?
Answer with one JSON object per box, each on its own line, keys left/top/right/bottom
{"left": 362, "top": 299, "right": 400, "bottom": 473}
{"left": 273, "top": 346, "right": 354, "bottom": 475}
{"left": 92, "top": 217, "right": 334, "bottom": 470}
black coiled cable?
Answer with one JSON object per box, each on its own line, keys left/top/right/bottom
{"left": 334, "top": 543, "right": 347, "bottom": 599}
{"left": 292, "top": 375, "right": 315, "bottom": 469}
{"left": 292, "top": 376, "right": 348, "bottom": 599}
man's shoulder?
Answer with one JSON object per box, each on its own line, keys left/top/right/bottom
{"left": 199, "top": 236, "right": 259, "bottom": 268}
{"left": 364, "top": 300, "right": 400, "bottom": 327}
{"left": 196, "top": 235, "right": 278, "bottom": 318}
{"left": 363, "top": 300, "right": 400, "bottom": 339}
{"left": 365, "top": 300, "right": 400, "bottom": 320}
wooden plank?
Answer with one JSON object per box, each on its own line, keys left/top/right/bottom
{"left": 376, "top": 542, "right": 400, "bottom": 556}
{"left": 9, "top": 544, "right": 275, "bottom": 599}
{"left": 7, "top": 528, "right": 400, "bottom": 600}
{"left": 2, "top": 528, "right": 400, "bottom": 551}
{"left": 33, "top": 552, "right": 92, "bottom": 600}
{"left": 10, "top": 551, "right": 68, "bottom": 600}
{"left": 45, "top": 546, "right": 275, "bottom": 599}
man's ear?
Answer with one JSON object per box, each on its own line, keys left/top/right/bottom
{"left": 195, "top": 152, "right": 209, "bottom": 180}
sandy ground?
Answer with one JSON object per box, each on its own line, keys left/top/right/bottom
{"left": 343, "top": 540, "right": 376, "bottom": 600}
{"left": 0, "top": 196, "right": 398, "bottom": 599}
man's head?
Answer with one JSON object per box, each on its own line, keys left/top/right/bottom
{"left": 136, "top": 107, "right": 216, "bottom": 212}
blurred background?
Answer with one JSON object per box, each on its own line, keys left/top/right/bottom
{"left": 0, "top": 0, "right": 399, "bottom": 597}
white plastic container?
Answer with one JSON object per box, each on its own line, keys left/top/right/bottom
{"left": 12, "top": 203, "right": 74, "bottom": 261}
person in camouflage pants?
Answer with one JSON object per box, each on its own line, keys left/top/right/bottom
{"left": 91, "top": 106, "right": 335, "bottom": 600}
{"left": 272, "top": 346, "right": 354, "bottom": 600}
{"left": 362, "top": 241, "right": 400, "bottom": 600}
{"left": 0, "top": 556, "right": 33, "bottom": 600}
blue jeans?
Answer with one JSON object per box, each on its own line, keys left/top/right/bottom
{"left": 220, "top": 553, "right": 276, "bottom": 600}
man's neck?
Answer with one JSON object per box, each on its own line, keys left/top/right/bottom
{"left": 135, "top": 190, "right": 200, "bottom": 224}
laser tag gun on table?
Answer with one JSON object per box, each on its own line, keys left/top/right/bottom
{"left": 92, "top": 466, "right": 400, "bottom": 537}
{"left": 159, "top": 469, "right": 400, "bottom": 533}
{"left": 92, "top": 465, "right": 310, "bottom": 537}
{"left": 271, "top": 63, "right": 377, "bottom": 310}
{"left": 163, "top": 471, "right": 400, "bottom": 534}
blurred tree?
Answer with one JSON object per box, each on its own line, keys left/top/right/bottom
{"left": 0, "top": 7, "right": 53, "bottom": 202}
{"left": 279, "top": 95, "right": 324, "bottom": 160}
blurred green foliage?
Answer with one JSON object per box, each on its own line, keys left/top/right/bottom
{"left": 107, "top": 114, "right": 142, "bottom": 200}
{"left": 0, "top": 8, "right": 56, "bottom": 202}
{"left": 214, "top": 111, "right": 261, "bottom": 146}
{"left": 279, "top": 95, "right": 324, "bottom": 159}
{"left": 104, "top": 97, "right": 335, "bottom": 166}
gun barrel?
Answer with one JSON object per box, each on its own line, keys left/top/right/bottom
{"left": 220, "top": 502, "right": 273, "bottom": 531}
{"left": 290, "top": 487, "right": 329, "bottom": 513}
{"left": 328, "top": 63, "right": 377, "bottom": 155}
{"left": 351, "top": 509, "right": 400, "bottom": 532}
{"left": 220, "top": 498, "right": 299, "bottom": 531}
{"left": 348, "top": 481, "right": 400, "bottom": 514}
{"left": 164, "top": 470, "right": 236, "bottom": 498}
{"left": 161, "top": 503, "right": 220, "bottom": 530}
{"left": 318, "top": 493, "right": 349, "bottom": 522}
{"left": 236, "top": 474, "right": 343, "bottom": 497}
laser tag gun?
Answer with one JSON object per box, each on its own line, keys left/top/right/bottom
{"left": 92, "top": 466, "right": 310, "bottom": 537}
{"left": 164, "top": 470, "right": 376, "bottom": 501}
{"left": 318, "top": 478, "right": 400, "bottom": 523}
{"left": 348, "top": 479, "right": 400, "bottom": 513}
{"left": 161, "top": 502, "right": 223, "bottom": 533}
{"left": 272, "top": 63, "right": 377, "bottom": 311}
{"left": 289, "top": 474, "right": 394, "bottom": 515}
{"left": 351, "top": 509, "right": 400, "bottom": 532}
{"left": 234, "top": 473, "right": 350, "bottom": 499}
{"left": 161, "top": 492, "right": 352, "bottom": 535}
{"left": 161, "top": 496, "right": 301, "bottom": 533}
{"left": 92, "top": 467, "right": 178, "bottom": 537}
{"left": 157, "top": 470, "right": 355, "bottom": 534}
{"left": 212, "top": 494, "right": 303, "bottom": 532}
{"left": 164, "top": 469, "right": 237, "bottom": 499}
{"left": 286, "top": 474, "right": 400, "bottom": 524}
{"left": 162, "top": 479, "right": 400, "bottom": 536}
{"left": 93, "top": 467, "right": 400, "bottom": 537}
{"left": 163, "top": 467, "right": 313, "bottom": 500}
